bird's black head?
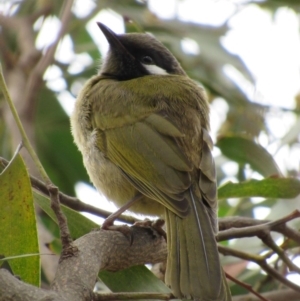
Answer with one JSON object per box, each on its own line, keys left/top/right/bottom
{"left": 97, "top": 22, "right": 186, "bottom": 80}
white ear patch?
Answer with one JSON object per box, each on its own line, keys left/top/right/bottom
{"left": 143, "top": 64, "right": 169, "bottom": 75}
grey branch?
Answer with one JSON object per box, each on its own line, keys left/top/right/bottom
{"left": 0, "top": 226, "right": 167, "bottom": 301}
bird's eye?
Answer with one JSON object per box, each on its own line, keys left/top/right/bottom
{"left": 141, "top": 56, "right": 154, "bottom": 64}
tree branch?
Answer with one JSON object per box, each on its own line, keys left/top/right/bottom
{"left": 218, "top": 213, "right": 300, "bottom": 244}
{"left": 0, "top": 225, "right": 167, "bottom": 301}
{"left": 93, "top": 292, "right": 173, "bottom": 300}
{"left": 48, "top": 184, "right": 76, "bottom": 257}
{"left": 219, "top": 245, "right": 300, "bottom": 293}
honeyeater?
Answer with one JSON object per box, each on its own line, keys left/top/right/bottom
{"left": 71, "top": 22, "right": 231, "bottom": 301}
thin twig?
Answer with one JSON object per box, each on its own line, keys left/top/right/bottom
{"left": 273, "top": 223, "right": 300, "bottom": 244}
{"left": 48, "top": 184, "right": 77, "bottom": 259}
{"left": 0, "top": 253, "right": 55, "bottom": 261}
{"left": 93, "top": 292, "right": 173, "bottom": 301}
{"left": 259, "top": 233, "right": 300, "bottom": 274}
{"left": 219, "top": 216, "right": 300, "bottom": 244}
{"left": 218, "top": 211, "right": 300, "bottom": 242}
{"left": 219, "top": 245, "right": 300, "bottom": 293}
{"left": 225, "top": 272, "right": 271, "bottom": 301}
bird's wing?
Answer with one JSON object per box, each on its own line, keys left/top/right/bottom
{"left": 93, "top": 112, "right": 192, "bottom": 217}
{"left": 88, "top": 75, "right": 216, "bottom": 218}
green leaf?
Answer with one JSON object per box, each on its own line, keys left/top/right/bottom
{"left": 218, "top": 178, "right": 300, "bottom": 199}
{"left": 216, "top": 136, "right": 281, "bottom": 177}
{"left": 0, "top": 154, "right": 40, "bottom": 286}
{"left": 35, "top": 87, "right": 89, "bottom": 195}
{"left": 99, "top": 265, "right": 171, "bottom": 295}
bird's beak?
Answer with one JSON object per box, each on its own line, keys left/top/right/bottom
{"left": 97, "top": 22, "right": 134, "bottom": 58}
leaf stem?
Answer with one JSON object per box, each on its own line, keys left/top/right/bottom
{"left": 0, "top": 64, "right": 51, "bottom": 184}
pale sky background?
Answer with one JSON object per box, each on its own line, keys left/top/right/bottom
{"left": 2, "top": 0, "right": 299, "bottom": 284}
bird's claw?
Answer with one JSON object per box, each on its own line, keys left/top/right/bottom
{"left": 134, "top": 218, "right": 166, "bottom": 241}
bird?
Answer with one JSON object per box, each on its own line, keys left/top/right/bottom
{"left": 70, "top": 22, "right": 231, "bottom": 301}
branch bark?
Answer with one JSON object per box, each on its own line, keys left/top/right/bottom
{"left": 0, "top": 226, "right": 167, "bottom": 301}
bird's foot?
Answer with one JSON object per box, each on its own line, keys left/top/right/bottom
{"left": 134, "top": 218, "right": 166, "bottom": 241}
{"left": 101, "top": 194, "right": 144, "bottom": 244}
{"left": 101, "top": 223, "right": 134, "bottom": 243}
{"left": 101, "top": 194, "right": 143, "bottom": 229}
{"left": 101, "top": 217, "right": 166, "bottom": 245}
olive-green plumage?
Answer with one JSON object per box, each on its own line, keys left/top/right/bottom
{"left": 71, "top": 23, "right": 231, "bottom": 300}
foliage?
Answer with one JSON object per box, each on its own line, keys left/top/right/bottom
{"left": 0, "top": 0, "right": 300, "bottom": 299}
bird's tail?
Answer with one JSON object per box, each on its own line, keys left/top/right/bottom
{"left": 165, "top": 189, "right": 231, "bottom": 301}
